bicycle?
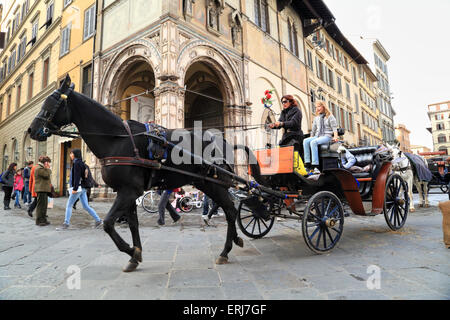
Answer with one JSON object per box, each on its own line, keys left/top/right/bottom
{"left": 137, "top": 190, "right": 161, "bottom": 214}
{"left": 177, "top": 190, "right": 204, "bottom": 213}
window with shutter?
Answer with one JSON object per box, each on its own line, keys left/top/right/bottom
{"left": 84, "top": 5, "right": 96, "bottom": 40}
{"left": 60, "top": 25, "right": 71, "bottom": 56}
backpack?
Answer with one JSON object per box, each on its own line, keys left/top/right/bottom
{"left": 0, "top": 171, "right": 6, "bottom": 184}
{"left": 81, "top": 163, "right": 94, "bottom": 188}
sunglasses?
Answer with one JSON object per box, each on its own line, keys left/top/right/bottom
{"left": 281, "top": 100, "right": 289, "bottom": 104}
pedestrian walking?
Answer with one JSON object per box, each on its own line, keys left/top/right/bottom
{"left": 1, "top": 163, "right": 17, "bottom": 210}
{"left": 34, "top": 156, "right": 52, "bottom": 226}
{"left": 61, "top": 149, "right": 102, "bottom": 229}
{"left": 73, "top": 161, "right": 98, "bottom": 210}
{"left": 157, "top": 189, "right": 182, "bottom": 226}
{"left": 202, "top": 194, "right": 219, "bottom": 223}
{"left": 22, "top": 161, "right": 33, "bottom": 205}
{"left": 13, "top": 168, "right": 24, "bottom": 209}
{"left": 27, "top": 162, "right": 39, "bottom": 217}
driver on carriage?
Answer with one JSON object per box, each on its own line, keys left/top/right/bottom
{"left": 268, "top": 95, "right": 303, "bottom": 154}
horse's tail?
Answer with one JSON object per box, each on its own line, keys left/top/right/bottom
{"left": 234, "top": 145, "right": 268, "bottom": 186}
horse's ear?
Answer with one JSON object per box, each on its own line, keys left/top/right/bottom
{"left": 59, "top": 74, "right": 72, "bottom": 92}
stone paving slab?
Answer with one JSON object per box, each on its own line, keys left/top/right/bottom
{"left": 0, "top": 192, "right": 449, "bottom": 300}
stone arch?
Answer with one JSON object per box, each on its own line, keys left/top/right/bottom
{"left": 11, "top": 138, "right": 19, "bottom": 164}
{"left": 100, "top": 42, "right": 160, "bottom": 108}
{"left": 249, "top": 77, "right": 282, "bottom": 150}
{"left": 22, "top": 132, "right": 33, "bottom": 164}
{"left": 178, "top": 42, "right": 244, "bottom": 107}
{"left": 293, "top": 94, "right": 310, "bottom": 131}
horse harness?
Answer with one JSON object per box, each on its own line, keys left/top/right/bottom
{"left": 98, "top": 120, "right": 235, "bottom": 189}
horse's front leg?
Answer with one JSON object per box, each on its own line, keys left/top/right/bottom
{"left": 103, "top": 191, "right": 142, "bottom": 272}
{"left": 407, "top": 173, "right": 415, "bottom": 212}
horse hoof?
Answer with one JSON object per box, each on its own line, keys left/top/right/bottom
{"left": 235, "top": 237, "right": 244, "bottom": 248}
{"left": 216, "top": 256, "right": 228, "bottom": 265}
{"left": 418, "top": 204, "right": 423, "bottom": 208}
{"left": 133, "top": 247, "right": 142, "bottom": 263}
{"left": 123, "top": 260, "right": 139, "bottom": 272}
{"left": 425, "top": 204, "right": 430, "bottom": 208}
{"left": 410, "top": 208, "right": 415, "bottom": 212}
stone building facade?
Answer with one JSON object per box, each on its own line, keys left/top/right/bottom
{"left": 87, "top": 0, "right": 317, "bottom": 188}
{"left": 427, "top": 100, "right": 450, "bottom": 155}
{"left": 0, "top": 0, "right": 62, "bottom": 189}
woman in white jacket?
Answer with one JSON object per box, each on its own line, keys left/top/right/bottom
{"left": 303, "top": 101, "right": 339, "bottom": 174}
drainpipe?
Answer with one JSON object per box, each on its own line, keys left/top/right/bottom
{"left": 276, "top": 3, "right": 285, "bottom": 95}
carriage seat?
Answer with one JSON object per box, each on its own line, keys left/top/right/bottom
{"left": 345, "top": 146, "right": 378, "bottom": 178}
{"left": 347, "top": 146, "right": 378, "bottom": 167}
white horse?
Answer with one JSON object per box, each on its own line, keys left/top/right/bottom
{"left": 386, "top": 143, "right": 429, "bottom": 212}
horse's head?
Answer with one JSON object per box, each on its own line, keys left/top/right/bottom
{"left": 387, "top": 143, "right": 402, "bottom": 160}
{"left": 28, "top": 74, "right": 75, "bottom": 141}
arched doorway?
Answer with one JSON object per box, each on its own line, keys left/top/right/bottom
{"left": 115, "top": 60, "right": 156, "bottom": 122}
{"left": 23, "top": 134, "right": 33, "bottom": 164}
{"left": 11, "top": 139, "right": 19, "bottom": 163}
{"left": 2, "top": 144, "right": 8, "bottom": 171}
{"left": 184, "top": 62, "right": 225, "bottom": 129}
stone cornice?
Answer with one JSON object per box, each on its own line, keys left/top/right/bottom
{"left": 0, "top": 82, "right": 56, "bottom": 129}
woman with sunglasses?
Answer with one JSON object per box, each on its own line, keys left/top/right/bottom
{"left": 303, "top": 100, "right": 339, "bottom": 174}
{"left": 268, "top": 95, "right": 303, "bottom": 153}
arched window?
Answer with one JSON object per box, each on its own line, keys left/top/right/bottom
{"left": 288, "top": 19, "right": 299, "bottom": 57}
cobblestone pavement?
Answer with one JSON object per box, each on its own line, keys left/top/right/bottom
{"left": 0, "top": 190, "right": 449, "bottom": 300}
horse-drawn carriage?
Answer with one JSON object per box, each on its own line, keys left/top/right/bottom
{"left": 426, "top": 156, "right": 450, "bottom": 193}
{"left": 237, "top": 139, "right": 409, "bottom": 254}
{"left": 27, "top": 76, "right": 411, "bottom": 270}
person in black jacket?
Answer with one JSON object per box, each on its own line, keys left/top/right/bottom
{"left": 1, "top": 163, "right": 17, "bottom": 210}
{"left": 61, "top": 149, "right": 102, "bottom": 230}
{"left": 268, "top": 95, "right": 303, "bottom": 156}
{"left": 73, "top": 161, "right": 99, "bottom": 210}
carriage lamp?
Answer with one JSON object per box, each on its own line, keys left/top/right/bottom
{"left": 14, "top": 151, "right": 19, "bottom": 161}
{"left": 26, "top": 147, "right": 33, "bottom": 157}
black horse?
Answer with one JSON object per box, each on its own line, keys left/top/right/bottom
{"left": 28, "top": 75, "right": 265, "bottom": 272}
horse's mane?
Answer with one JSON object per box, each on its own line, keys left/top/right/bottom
{"left": 73, "top": 91, "right": 128, "bottom": 127}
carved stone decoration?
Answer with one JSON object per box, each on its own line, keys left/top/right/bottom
{"left": 206, "top": 0, "right": 225, "bottom": 34}
{"left": 183, "top": 0, "right": 196, "bottom": 21}
{"left": 230, "top": 10, "right": 243, "bottom": 48}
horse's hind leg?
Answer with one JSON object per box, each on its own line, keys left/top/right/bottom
{"left": 103, "top": 191, "right": 142, "bottom": 271}
{"left": 424, "top": 182, "right": 430, "bottom": 207}
{"left": 415, "top": 179, "right": 424, "bottom": 208}
{"left": 127, "top": 203, "right": 142, "bottom": 262}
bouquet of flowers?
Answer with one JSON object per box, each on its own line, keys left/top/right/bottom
{"left": 261, "top": 89, "right": 274, "bottom": 108}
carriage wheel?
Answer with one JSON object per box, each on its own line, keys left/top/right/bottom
{"left": 384, "top": 174, "right": 409, "bottom": 231}
{"left": 302, "top": 191, "right": 344, "bottom": 254}
{"left": 237, "top": 199, "right": 275, "bottom": 239}
{"left": 141, "top": 190, "right": 160, "bottom": 214}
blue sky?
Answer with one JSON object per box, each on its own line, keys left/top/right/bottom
{"left": 325, "top": 0, "right": 450, "bottom": 149}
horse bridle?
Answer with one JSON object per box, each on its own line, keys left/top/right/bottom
{"left": 35, "top": 84, "right": 75, "bottom": 138}
{"left": 392, "top": 150, "right": 411, "bottom": 172}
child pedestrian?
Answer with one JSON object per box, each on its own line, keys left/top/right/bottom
{"left": 13, "top": 168, "right": 24, "bottom": 209}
